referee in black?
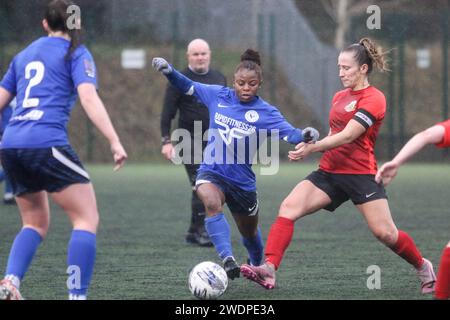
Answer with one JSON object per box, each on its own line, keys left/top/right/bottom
{"left": 160, "top": 39, "right": 227, "bottom": 246}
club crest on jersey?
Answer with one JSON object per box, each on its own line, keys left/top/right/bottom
{"left": 245, "top": 110, "right": 259, "bottom": 123}
{"left": 84, "top": 59, "right": 95, "bottom": 78}
{"left": 344, "top": 101, "right": 357, "bottom": 112}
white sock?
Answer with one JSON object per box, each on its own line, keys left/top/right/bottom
{"left": 5, "top": 274, "right": 21, "bottom": 289}
{"left": 417, "top": 258, "right": 427, "bottom": 271}
{"left": 4, "top": 192, "right": 13, "bottom": 199}
{"left": 69, "top": 293, "right": 87, "bottom": 300}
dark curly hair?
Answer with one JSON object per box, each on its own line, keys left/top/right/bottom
{"left": 234, "top": 49, "right": 263, "bottom": 81}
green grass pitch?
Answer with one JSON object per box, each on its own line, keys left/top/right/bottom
{"left": 0, "top": 163, "right": 448, "bottom": 300}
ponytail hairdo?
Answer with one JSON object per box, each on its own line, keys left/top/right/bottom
{"left": 45, "top": 0, "right": 82, "bottom": 60}
{"left": 234, "top": 49, "right": 263, "bottom": 81}
{"left": 343, "top": 38, "right": 390, "bottom": 74}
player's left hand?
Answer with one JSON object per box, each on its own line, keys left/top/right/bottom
{"left": 111, "top": 141, "right": 128, "bottom": 171}
{"left": 375, "top": 161, "right": 399, "bottom": 186}
{"left": 152, "top": 57, "right": 173, "bottom": 75}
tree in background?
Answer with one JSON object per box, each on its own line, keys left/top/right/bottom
{"left": 295, "top": 0, "right": 449, "bottom": 49}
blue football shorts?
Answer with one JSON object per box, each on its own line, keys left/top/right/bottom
{"left": 195, "top": 170, "right": 259, "bottom": 216}
{"left": 0, "top": 145, "right": 90, "bottom": 196}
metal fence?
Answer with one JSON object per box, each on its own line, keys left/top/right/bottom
{"left": 0, "top": 0, "right": 448, "bottom": 161}
{"left": 106, "top": 0, "right": 341, "bottom": 127}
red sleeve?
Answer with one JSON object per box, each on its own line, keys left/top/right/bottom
{"left": 358, "top": 90, "right": 386, "bottom": 120}
{"left": 435, "top": 119, "right": 450, "bottom": 148}
{"left": 332, "top": 90, "right": 346, "bottom": 105}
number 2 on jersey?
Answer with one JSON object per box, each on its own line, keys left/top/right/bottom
{"left": 23, "top": 61, "right": 45, "bottom": 108}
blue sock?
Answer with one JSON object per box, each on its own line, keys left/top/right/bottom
{"left": 5, "top": 228, "right": 42, "bottom": 280}
{"left": 205, "top": 213, "right": 233, "bottom": 260}
{"left": 242, "top": 228, "right": 264, "bottom": 266}
{"left": 67, "top": 230, "right": 96, "bottom": 296}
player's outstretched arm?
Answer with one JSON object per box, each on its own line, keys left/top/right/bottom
{"left": 152, "top": 57, "right": 194, "bottom": 95}
{"left": 288, "top": 120, "right": 364, "bottom": 161}
{"left": 77, "top": 83, "right": 127, "bottom": 171}
{"left": 375, "top": 125, "right": 445, "bottom": 185}
{"left": 283, "top": 127, "right": 319, "bottom": 144}
{"left": 0, "top": 87, "right": 13, "bottom": 112}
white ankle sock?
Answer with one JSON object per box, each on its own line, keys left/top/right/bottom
{"left": 69, "top": 293, "right": 87, "bottom": 300}
{"left": 5, "top": 274, "right": 21, "bottom": 289}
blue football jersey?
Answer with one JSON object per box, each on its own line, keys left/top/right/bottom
{"left": 0, "top": 37, "right": 97, "bottom": 148}
{"left": 0, "top": 104, "right": 13, "bottom": 135}
{"left": 191, "top": 82, "right": 298, "bottom": 191}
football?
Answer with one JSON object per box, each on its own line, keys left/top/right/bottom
{"left": 188, "top": 261, "right": 228, "bottom": 300}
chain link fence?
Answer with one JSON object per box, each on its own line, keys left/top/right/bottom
{"left": 107, "top": 0, "right": 340, "bottom": 127}
{"left": 0, "top": 0, "right": 448, "bottom": 162}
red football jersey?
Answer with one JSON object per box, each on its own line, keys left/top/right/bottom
{"left": 319, "top": 86, "right": 386, "bottom": 174}
{"left": 436, "top": 119, "right": 450, "bottom": 148}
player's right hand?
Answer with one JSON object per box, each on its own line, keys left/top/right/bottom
{"left": 111, "top": 141, "right": 128, "bottom": 171}
{"left": 161, "top": 143, "right": 175, "bottom": 161}
{"left": 152, "top": 57, "right": 172, "bottom": 75}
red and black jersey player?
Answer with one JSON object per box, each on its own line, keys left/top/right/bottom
{"left": 241, "top": 38, "right": 436, "bottom": 295}
{"left": 376, "top": 119, "right": 450, "bottom": 300}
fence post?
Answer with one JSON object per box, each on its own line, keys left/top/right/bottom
{"left": 442, "top": 8, "right": 449, "bottom": 158}
{"left": 388, "top": 55, "right": 396, "bottom": 159}
{"left": 397, "top": 22, "right": 406, "bottom": 147}
{"left": 269, "top": 14, "right": 277, "bottom": 105}
{"left": 0, "top": 6, "right": 5, "bottom": 74}
{"left": 257, "top": 14, "right": 267, "bottom": 98}
{"left": 257, "top": 14, "right": 264, "bottom": 53}
{"left": 442, "top": 8, "right": 449, "bottom": 121}
{"left": 172, "top": 11, "right": 180, "bottom": 68}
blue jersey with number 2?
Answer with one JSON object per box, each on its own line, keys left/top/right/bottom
{"left": 0, "top": 37, "right": 97, "bottom": 148}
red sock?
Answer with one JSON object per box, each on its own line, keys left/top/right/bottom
{"left": 264, "top": 217, "right": 295, "bottom": 270}
{"left": 391, "top": 230, "right": 423, "bottom": 269}
{"left": 435, "top": 247, "right": 450, "bottom": 300}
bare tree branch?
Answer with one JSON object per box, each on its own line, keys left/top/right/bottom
{"left": 348, "top": 0, "right": 423, "bottom": 16}
{"left": 335, "top": 0, "right": 351, "bottom": 49}
{"left": 320, "top": 0, "right": 337, "bottom": 22}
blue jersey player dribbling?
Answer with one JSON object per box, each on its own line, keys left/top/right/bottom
{"left": 0, "top": 0, "right": 127, "bottom": 300}
{"left": 152, "top": 50, "right": 319, "bottom": 279}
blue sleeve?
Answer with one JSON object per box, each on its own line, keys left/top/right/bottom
{"left": 71, "top": 47, "right": 98, "bottom": 89}
{"left": 266, "top": 108, "right": 304, "bottom": 144}
{"left": 0, "top": 59, "right": 17, "bottom": 95}
{"left": 166, "top": 68, "right": 222, "bottom": 107}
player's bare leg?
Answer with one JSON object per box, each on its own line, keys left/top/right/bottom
{"left": 197, "top": 183, "right": 240, "bottom": 279}
{"left": 0, "top": 191, "right": 49, "bottom": 300}
{"left": 358, "top": 199, "right": 436, "bottom": 294}
{"left": 51, "top": 183, "right": 99, "bottom": 300}
{"left": 241, "top": 180, "right": 331, "bottom": 289}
